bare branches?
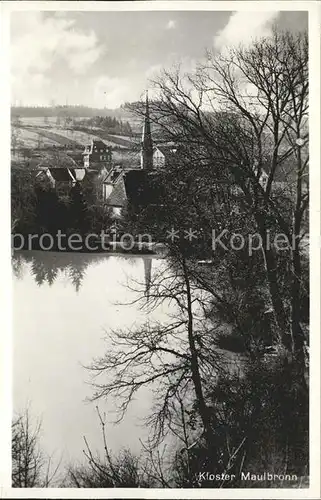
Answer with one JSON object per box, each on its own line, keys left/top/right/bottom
{"left": 141, "top": 30, "right": 308, "bottom": 358}
{"left": 12, "top": 410, "right": 62, "bottom": 488}
{"left": 67, "top": 407, "right": 151, "bottom": 487}
{"left": 86, "top": 253, "right": 225, "bottom": 447}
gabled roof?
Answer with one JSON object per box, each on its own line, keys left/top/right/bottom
{"left": 105, "top": 177, "right": 127, "bottom": 207}
{"left": 49, "top": 168, "right": 75, "bottom": 182}
{"left": 83, "top": 139, "right": 110, "bottom": 156}
{"left": 69, "top": 167, "right": 86, "bottom": 181}
{"left": 102, "top": 166, "right": 123, "bottom": 185}
{"left": 93, "top": 139, "right": 108, "bottom": 149}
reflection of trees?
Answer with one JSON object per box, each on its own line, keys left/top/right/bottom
{"left": 12, "top": 253, "right": 25, "bottom": 280}
{"left": 12, "top": 252, "right": 105, "bottom": 291}
{"left": 67, "top": 264, "right": 86, "bottom": 293}
{"left": 12, "top": 252, "right": 156, "bottom": 293}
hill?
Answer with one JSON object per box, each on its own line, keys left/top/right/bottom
{"left": 11, "top": 105, "right": 141, "bottom": 131}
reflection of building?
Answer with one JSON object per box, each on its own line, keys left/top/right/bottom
{"left": 144, "top": 258, "right": 152, "bottom": 300}
{"left": 82, "top": 139, "right": 112, "bottom": 168}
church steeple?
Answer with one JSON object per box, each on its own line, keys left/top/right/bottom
{"left": 141, "top": 91, "right": 153, "bottom": 170}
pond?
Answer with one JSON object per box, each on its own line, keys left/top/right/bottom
{"left": 12, "top": 251, "right": 172, "bottom": 467}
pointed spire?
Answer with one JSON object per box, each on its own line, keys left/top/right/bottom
{"left": 141, "top": 90, "right": 153, "bottom": 170}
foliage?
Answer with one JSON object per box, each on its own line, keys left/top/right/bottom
{"left": 126, "top": 29, "right": 309, "bottom": 367}
{"left": 171, "top": 357, "right": 308, "bottom": 487}
{"left": 77, "top": 115, "right": 132, "bottom": 136}
{"left": 11, "top": 166, "right": 37, "bottom": 234}
{"left": 11, "top": 166, "right": 112, "bottom": 242}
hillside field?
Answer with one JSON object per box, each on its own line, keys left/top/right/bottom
{"left": 11, "top": 119, "right": 141, "bottom": 168}
{"left": 12, "top": 120, "right": 137, "bottom": 150}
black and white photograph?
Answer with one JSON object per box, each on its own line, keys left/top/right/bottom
{"left": 2, "top": 1, "right": 320, "bottom": 496}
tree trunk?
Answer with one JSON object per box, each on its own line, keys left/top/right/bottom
{"left": 255, "top": 214, "right": 292, "bottom": 351}
{"left": 290, "top": 144, "right": 307, "bottom": 378}
{"left": 181, "top": 257, "right": 212, "bottom": 443}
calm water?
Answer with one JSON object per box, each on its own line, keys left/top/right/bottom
{"left": 12, "top": 251, "right": 173, "bottom": 466}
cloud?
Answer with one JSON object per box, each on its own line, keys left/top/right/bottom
{"left": 11, "top": 12, "right": 103, "bottom": 103}
{"left": 145, "top": 64, "right": 163, "bottom": 80}
{"left": 166, "top": 20, "right": 177, "bottom": 30}
{"left": 12, "top": 73, "right": 51, "bottom": 107}
{"left": 93, "top": 76, "right": 139, "bottom": 109}
{"left": 214, "top": 11, "right": 279, "bottom": 49}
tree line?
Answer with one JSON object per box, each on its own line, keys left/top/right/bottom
{"left": 77, "top": 115, "right": 133, "bottom": 136}
{"left": 11, "top": 165, "right": 112, "bottom": 246}
{"left": 11, "top": 105, "right": 130, "bottom": 119}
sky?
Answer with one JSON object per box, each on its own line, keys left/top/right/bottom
{"left": 10, "top": 9, "right": 308, "bottom": 109}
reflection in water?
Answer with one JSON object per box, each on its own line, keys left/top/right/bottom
{"left": 13, "top": 251, "right": 104, "bottom": 291}
{"left": 144, "top": 259, "right": 152, "bottom": 300}
{"left": 12, "top": 251, "right": 154, "bottom": 295}
{"left": 12, "top": 250, "right": 163, "bottom": 466}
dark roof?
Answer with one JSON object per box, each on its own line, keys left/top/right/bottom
{"left": 49, "top": 168, "right": 74, "bottom": 182}
{"left": 102, "top": 167, "right": 123, "bottom": 185}
{"left": 81, "top": 169, "right": 99, "bottom": 185}
{"left": 105, "top": 178, "right": 127, "bottom": 207}
{"left": 93, "top": 140, "right": 108, "bottom": 149}
{"left": 69, "top": 167, "right": 86, "bottom": 181}
{"left": 123, "top": 170, "right": 164, "bottom": 207}
{"left": 123, "top": 170, "right": 146, "bottom": 204}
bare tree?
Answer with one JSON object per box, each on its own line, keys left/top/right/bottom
{"left": 66, "top": 407, "right": 154, "bottom": 488}
{"left": 88, "top": 250, "right": 226, "bottom": 455}
{"left": 128, "top": 29, "right": 308, "bottom": 374}
{"left": 12, "top": 410, "right": 61, "bottom": 487}
{"left": 201, "top": 29, "right": 308, "bottom": 364}
{"left": 86, "top": 28, "right": 309, "bottom": 484}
